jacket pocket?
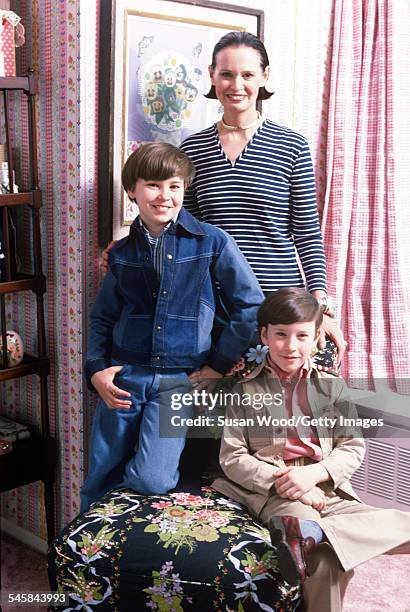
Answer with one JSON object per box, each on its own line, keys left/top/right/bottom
{"left": 166, "top": 315, "right": 197, "bottom": 355}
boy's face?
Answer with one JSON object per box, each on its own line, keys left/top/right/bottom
{"left": 127, "top": 176, "right": 185, "bottom": 237}
{"left": 260, "top": 321, "right": 318, "bottom": 375}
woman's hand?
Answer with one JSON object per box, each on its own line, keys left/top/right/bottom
{"left": 91, "top": 366, "right": 132, "bottom": 409}
{"left": 318, "top": 314, "right": 347, "bottom": 364}
{"left": 101, "top": 240, "right": 117, "bottom": 274}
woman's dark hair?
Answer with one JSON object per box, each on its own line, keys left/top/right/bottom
{"left": 258, "top": 288, "right": 323, "bottom": 332}
{"left": 205, "top": 31, "right": 274, "bottom": 101}
{"left": 122, "top": 142, "right": 195, "bottom": 193}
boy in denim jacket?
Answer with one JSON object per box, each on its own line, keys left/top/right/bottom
{"left": 81, "top": 143, "right": 263, "bottom": 511}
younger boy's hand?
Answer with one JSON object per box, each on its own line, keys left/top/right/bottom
{"left": 299, "top": 486, "right": 326, "bottom": 511}
{"left": 274, "top": 464, "right": 329, "bottom": 500}
{"left": 101, "top": 240, "right": 117, "bottom": 274}
{"left": 91, "top": 366, "right": 132, "bottom": 409}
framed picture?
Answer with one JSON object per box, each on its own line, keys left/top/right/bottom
{"left": 98, "top": 0, "right": 264, "bottom": 244}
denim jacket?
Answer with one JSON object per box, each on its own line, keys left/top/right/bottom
{"left": 85, "top": 207, "right": 264, "bottom": 386}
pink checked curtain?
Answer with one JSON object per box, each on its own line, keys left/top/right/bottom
{"left": 321, "top": 0, "right": 410, "bottom": 392}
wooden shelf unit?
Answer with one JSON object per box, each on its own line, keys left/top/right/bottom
{"left": 0, "top": 73, "right": 55, "bottom": 544}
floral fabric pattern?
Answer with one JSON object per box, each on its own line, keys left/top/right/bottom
{"left": 49, "top": 487, "right": 301, "bottom": 611}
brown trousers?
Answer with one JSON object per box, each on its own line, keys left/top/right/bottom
{"left": 259, "top": 484, "right": 410, "bottom": 612}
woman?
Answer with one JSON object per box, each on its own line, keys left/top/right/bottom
{"left": 181, "top": 32, "right": 344, "bottom": 379}
{"left": 103, "top": 32, "right": 345, "bottom": 377}
{"left": 182, "top": 32, "right": 326, "bottom": 298}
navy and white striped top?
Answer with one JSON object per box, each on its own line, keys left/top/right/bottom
{"left": 180, "top": 119, "right": 327, "bottom": 294}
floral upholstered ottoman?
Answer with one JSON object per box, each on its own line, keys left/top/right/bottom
{"left": 48, "top": 486, "right": 301, "bottom": 611}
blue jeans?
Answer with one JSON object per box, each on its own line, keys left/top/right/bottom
{"left": 80, "top": 365, "right": 193, "bottom": 512}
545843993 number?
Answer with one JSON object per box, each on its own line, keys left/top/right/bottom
{"left": 1, "top": 592, "right": 68, "bottom": 606}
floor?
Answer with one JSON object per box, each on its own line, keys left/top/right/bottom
{"left": 1, "top": 531, "right": 410, "bottom": 611}
{"left": 1, "top": 532, "right": 48, "bottom": 612}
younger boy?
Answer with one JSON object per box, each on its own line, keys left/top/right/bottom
{"left": 212, "top": 287, "right": 410, "bottom": 612}
{"left": 81, "top": 143, "right": 263, "bottom": 512}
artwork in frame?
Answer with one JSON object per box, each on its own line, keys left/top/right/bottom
{"left": 98, "top": 0, "right": 264, "bottom": 244}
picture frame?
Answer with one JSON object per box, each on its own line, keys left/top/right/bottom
{"left": 98, "top": 0, "right": 264, "bottom": 245}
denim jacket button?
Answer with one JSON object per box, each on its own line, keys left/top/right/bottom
{"left": 156, "top": 325, "right": 161, "bottom": 331}
{"left": 162, "top": 290, "right": 167, "bottom": 296}
{"left": 166, "top": 254, "right": 173, "bottom": 260}
{"left": 152, "top": 292, "right": 157, "bottom": 298}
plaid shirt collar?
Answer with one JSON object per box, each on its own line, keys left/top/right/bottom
{"left": 137, "top": 213, "right": 179, "bottom": 240}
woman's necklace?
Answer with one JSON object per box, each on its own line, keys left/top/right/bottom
{"left": 220, "top": 111, "right": 262, "bottom": 131}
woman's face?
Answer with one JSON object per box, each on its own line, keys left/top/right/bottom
{"left": 209, "top": 45, "right": 269, "bottom": 114}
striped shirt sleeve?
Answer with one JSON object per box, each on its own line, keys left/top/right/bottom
{"left": 290, "top": 138, "right": 327, "bottom": 292}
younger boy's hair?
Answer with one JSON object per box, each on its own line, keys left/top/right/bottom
{"left": 258, "top": 287, "right": 323, "bottom": 331}
{"left": 122, "top": 142, "right": 195, "bottom": 193}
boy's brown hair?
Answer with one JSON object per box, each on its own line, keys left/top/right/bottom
{"left": 122, "top": 142, "right": 195, "bottom": 193}
{"left": 258, "top": 287, "right": 323, "bottom": 331}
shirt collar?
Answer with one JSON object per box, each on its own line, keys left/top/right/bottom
{"left": 137, "top": 214, "right": 178, "bottom": 239}
{"left": 129, "top": 206, "right": 206, "bottom": 239}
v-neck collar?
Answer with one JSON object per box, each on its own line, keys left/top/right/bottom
{"left": 213, "top": 119, "right": 266, "bottom": 167}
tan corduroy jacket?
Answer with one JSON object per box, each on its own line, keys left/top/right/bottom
{"left": 212, "top": 359, "right": 365, "bottom": 517}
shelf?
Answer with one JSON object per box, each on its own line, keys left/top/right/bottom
{"left": 0, "top": 75, "right": 37, "bottom": 93}
{"left": 0, "top": 436, "right": 55, "bottom": 492}
{"left": 0, "top": 274, "right": 46, "bottom": 294}
{"left": 0, "top": 71, "right": 54, "bottom": 542}
{"left": 0, "top": 191, "right": 41, "bottom": 208}
{"left": 0, "top": 354, "right": 49, "bottom": 381}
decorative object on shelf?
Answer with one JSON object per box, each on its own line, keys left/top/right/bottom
{"left": 0, "top": 160, "right": 18, "bottom": 193}
{"left": 0, "top": 329, "right": 23, "bottom": 366}
{"left": 0, "top": 414, "right": 30, "bottom": 441}
{"left": 0, "top": 10, "right": 25, "bottom": 77}
{"left": 0, "top": 436, "right": 12, "bottom": 454}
